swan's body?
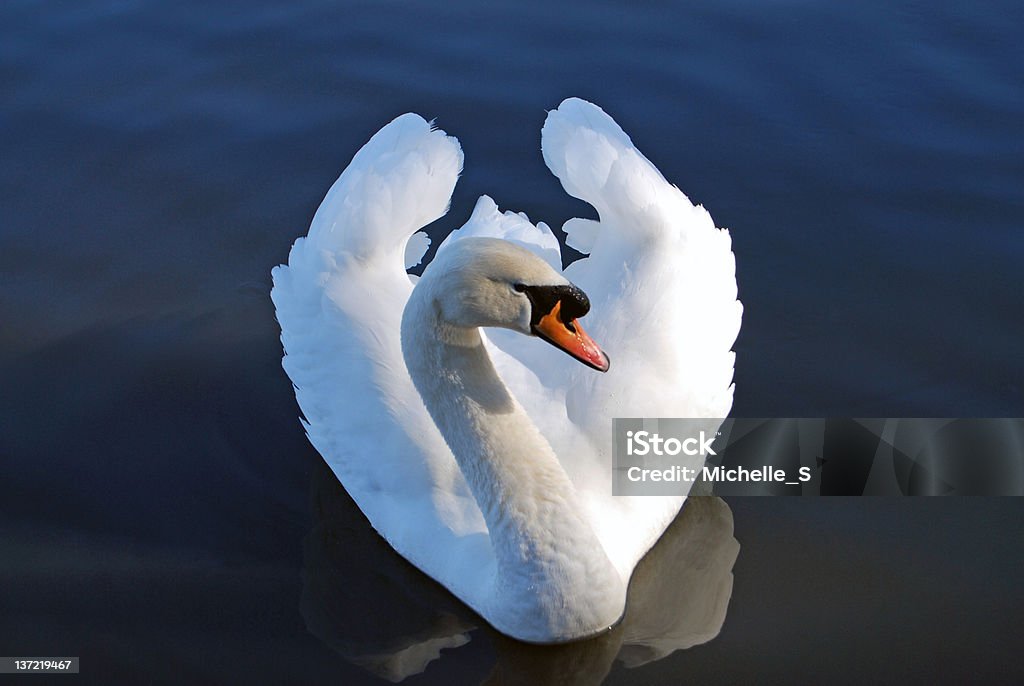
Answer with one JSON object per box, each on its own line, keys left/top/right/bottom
{"left": 272, "top": 99, "right": 741, "bottom": 643}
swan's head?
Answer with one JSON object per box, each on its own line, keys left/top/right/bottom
{"left": 420, "top": 237, "right": 609, "bottom": 372}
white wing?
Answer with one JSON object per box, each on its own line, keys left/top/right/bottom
{"left": 542, "top": 98, "right": 742, "bottom": 575}
{"left": 270, "top": 114, "right": 496, "bottom": 603}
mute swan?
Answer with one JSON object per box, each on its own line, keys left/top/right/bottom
{"left": 271, "top": 98, "right": 741, "bottom": 643}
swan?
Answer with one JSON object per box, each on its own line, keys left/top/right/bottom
{"left": 271, "top": 98, "right": 741, "bottom": 644}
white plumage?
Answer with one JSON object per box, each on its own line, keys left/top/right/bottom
{"left": 271, "top": 98, "right": 741, "bottom": 643}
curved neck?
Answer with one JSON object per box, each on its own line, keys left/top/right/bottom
{"left": 401, "top": 282, "right": 624, "bottom": 638}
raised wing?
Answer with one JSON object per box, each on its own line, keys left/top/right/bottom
{"left": 540, "top": 98, "right": 743, "bottom": 574}
{"left": 271, "top": 114, "right": 493, "bottom": 598}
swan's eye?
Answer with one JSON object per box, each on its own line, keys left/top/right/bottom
{"left": 513, "top": 283, "right": 527, "bottom": 293}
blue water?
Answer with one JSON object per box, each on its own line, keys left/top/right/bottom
{"left": 2, "top": 1, "right": 1022, "bottom": 683}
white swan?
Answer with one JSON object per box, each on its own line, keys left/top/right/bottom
{"left": 271, "top": 98, "right": 741, "bottom": 643}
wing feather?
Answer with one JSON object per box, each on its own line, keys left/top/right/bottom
{"left": 540, "top": 98, "right": 743, "bottom": 574}
{"left": 271, "top": 114, "right": 492, "bottom": 600}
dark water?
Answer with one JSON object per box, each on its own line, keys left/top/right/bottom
{"left": 2, "top": 0, "right": 1022, "bottom": 683}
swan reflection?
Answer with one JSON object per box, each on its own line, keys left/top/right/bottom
{"left": 302, "top": 462, "right": 739, "bottom": 684}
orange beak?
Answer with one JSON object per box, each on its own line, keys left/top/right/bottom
{"left": 533, "top": 300, "right": 610, "bottom": 372}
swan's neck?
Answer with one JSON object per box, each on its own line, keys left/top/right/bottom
{"left": 401, "top": 287, "right": 624, "bottom": 639}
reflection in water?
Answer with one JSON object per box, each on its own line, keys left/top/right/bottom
{"left": 302, "top": 461, "right": 739, "bottom": 684}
